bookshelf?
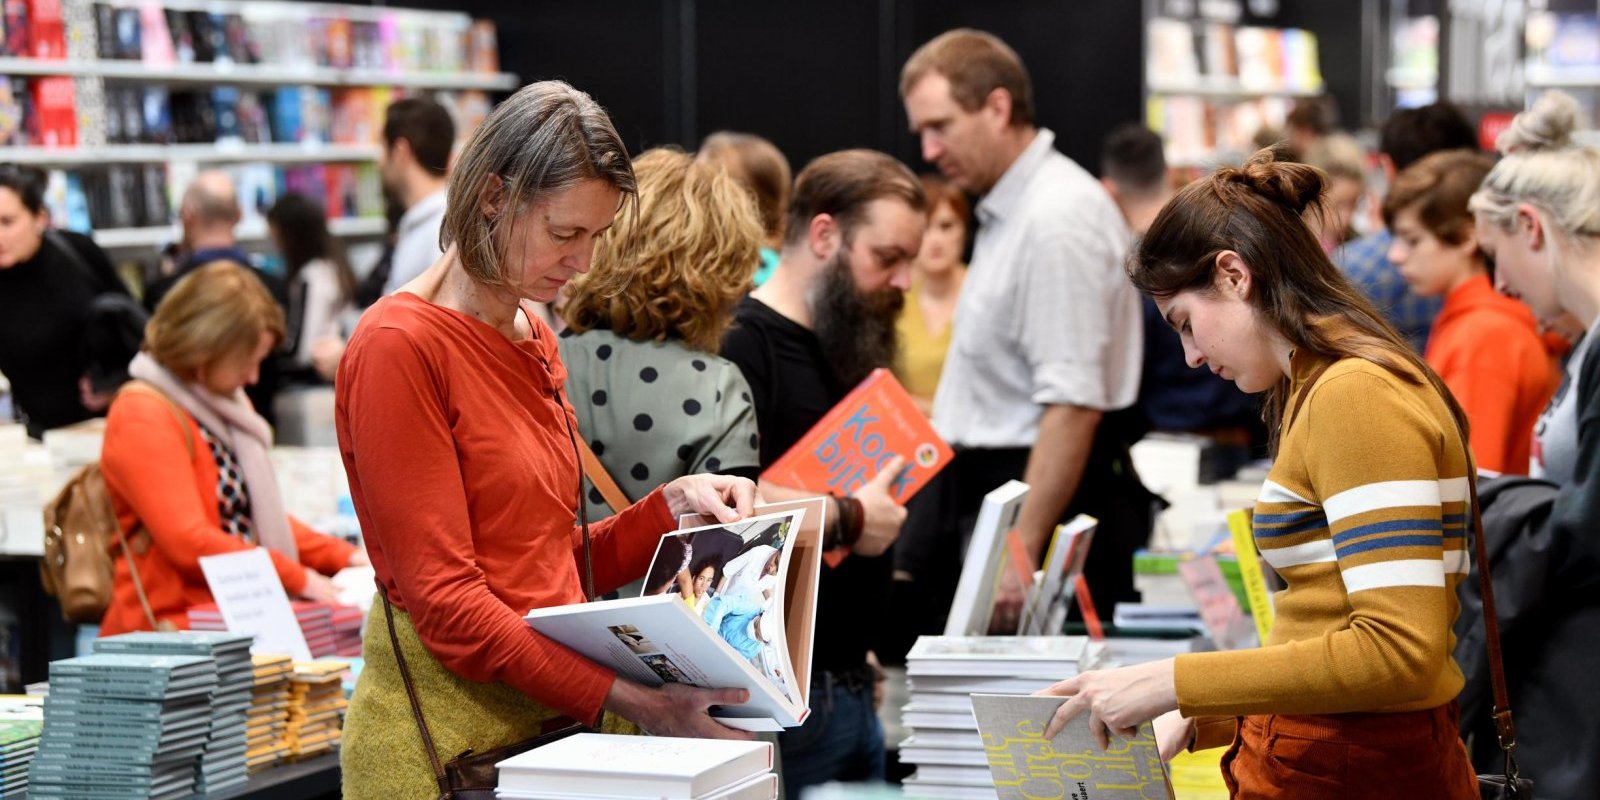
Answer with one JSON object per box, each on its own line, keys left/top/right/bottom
{"left": 1143, "top": 5, "right": 1327, "bottom": 172}
{"left": 0, "top": 56, "right": 517, "bottom": 91}
{"left": 3, "top": 142, "right": 381, "bottom": 165}
{"left": 0, "top": 0, "right": 513, "bottom": 250}
{"left": 92, "top": 216, "right": 387, "bottom": 250}
{"left": 1524, "top": 64, "right": 1600, "bottom": 90}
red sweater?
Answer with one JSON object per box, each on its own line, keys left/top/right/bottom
{"left": 335, "top": 293, "right": 676, "bottom": 724}
{"left": 99, "top": 390, "right": 357, "bottom": 636}
{"left": 1425, "top": 274, "right": 1555, "bottom": 475}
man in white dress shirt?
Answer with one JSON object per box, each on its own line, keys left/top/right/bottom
{"left": 894, "top": 29, "right": 1150, "bottom": 634}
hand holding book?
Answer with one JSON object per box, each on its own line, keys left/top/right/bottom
{"left": 663, "top": 474, "right": 760, "bottom": 524}
{"left": 603, "top": 680, "right": 756, "bottom": 741}
{"left": 843, "top": 454, "right": 908, "bottom": 557}
{"left": 1035, "top": 657, "right": 1179, "bottom": 751}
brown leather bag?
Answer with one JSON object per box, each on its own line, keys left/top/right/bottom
{"left": 39, "top": 381, "right": 193, "bottom": 626}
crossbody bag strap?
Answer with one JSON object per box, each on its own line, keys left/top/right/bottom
{"left": 380, "top": 587, "right": 452, "bottom": 799}
{"left": 576, "top": 436, "right": 627, "bottom": 516}
{"left": 1462, "top": 443, "right": 1522, "bottom": 791}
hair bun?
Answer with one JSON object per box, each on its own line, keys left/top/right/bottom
{"left": 1217, "top": 146, "right": 1326, "bottom": 216}
{"left": 1498, "top": 91, "right": 1581, "bottom": 154}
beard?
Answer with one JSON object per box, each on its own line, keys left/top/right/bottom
{"left": 809, "top": 250, "right": 904, "bottom": 388}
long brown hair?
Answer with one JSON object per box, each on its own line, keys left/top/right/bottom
{"left": 1129, "top": 148, "right": 1467, "bottom": 454}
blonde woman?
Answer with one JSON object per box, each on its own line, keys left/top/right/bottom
{"left": 99, "top": 262, "right": 360, "bottom": 635}
{"left": 1468, "top": 90, "right": 1600, "bottom": 799}
{"left": 560, "top": 147, "right": 766, "bottom": 521}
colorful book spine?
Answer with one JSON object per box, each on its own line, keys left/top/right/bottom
{"left": 24, "top": 0, "right": 61, "bottom": 59}
{"left": 30, "top": 75, "right": 76, "bottom": 147}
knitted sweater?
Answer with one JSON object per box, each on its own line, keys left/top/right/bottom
{"left": 1178, "top": 350, "right": 1470, "bottom": 749}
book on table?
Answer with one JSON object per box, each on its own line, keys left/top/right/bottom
{"left": 525, "top": 499, "right": 824, "bottom": 731}
{"left": 944, "top": 481, "right": 1031, "bottom": 636}
{"left": 970, "top": 694, "right": 1174, "bottom": 800}
{"left": 494, "top": 733, "right": 773, "bottom": 799}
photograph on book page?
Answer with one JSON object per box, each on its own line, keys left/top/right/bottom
{"left": 640, "top": 509, "right": 804, "bottom": 705}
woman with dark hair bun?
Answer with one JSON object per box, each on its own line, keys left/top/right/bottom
{"left": 1035, "top": 148, "right": 1477, "bottom": 798}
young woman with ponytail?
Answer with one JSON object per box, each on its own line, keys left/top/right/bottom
{"left": 1036, "top": 148, "right": 1478, "bottom": 798}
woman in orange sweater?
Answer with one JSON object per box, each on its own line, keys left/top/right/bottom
{"left": 99, "top": 261, "right": 361, "bottom": 635}
{"left": 1385, "top": 149, "right": 1555, "bottom": 474}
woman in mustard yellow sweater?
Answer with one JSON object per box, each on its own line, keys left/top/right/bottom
{"left": 1038, "top": 150, "right": 1478, "bottom": 798}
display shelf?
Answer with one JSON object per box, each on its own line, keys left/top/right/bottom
{"left": 0, "top": 56, "right": 517, "bottom": 91}
{"left": 1147, "top": 78, "right": 1324, "bottom": 99}
{"left": 92, "top": 216, "right": 387, "bottom": 249}
{"left": 1524, "top": 63, "right": 1600, "bottom": 89}
{"left": 1, "top": 143, "right": 382, "bottom": 166}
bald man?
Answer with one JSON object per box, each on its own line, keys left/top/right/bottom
{"left": 143, "top": 170, "right": 289, "bottom": 424}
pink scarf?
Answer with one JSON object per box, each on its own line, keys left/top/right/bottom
{"left": 128, "top": 352, "right": 298, "bottom": 560}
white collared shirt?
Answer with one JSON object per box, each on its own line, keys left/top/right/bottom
{"left": 382, "top": 189, "right": 448, "bottom": 296}
{"left": 931, "top": 128, "right": 1142, "bottom": 448}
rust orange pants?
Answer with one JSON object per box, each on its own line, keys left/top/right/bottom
{"left": 1219, "top": 701, "right": 1478, "bottom": 799}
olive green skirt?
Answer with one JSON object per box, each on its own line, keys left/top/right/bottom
{"left": 341, "top": 595, "right": 635, "bottom": 798}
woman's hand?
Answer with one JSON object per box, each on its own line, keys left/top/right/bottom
{"left": 603, "top": 678, "right": 756, "bottom": 740}
{"left": 298, "top": 568, "right": 338, "bottom": 603}
{"left": 663, "top": 475, "right": 759, "bottom": 523}
{"left": 1153, "top": 709, "right": 1194, "bottom": 761}
{"left": 348, "top": 548, "right": 371, "bottom": 568}
{"left": 1035, "top": 658, "right": 1179, "bottom": 751}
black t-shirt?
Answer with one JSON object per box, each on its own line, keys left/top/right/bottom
{"left": 721, "top": 295, "right": 892, "bottom": 675}
{"left": 0, "top": 231, "right": 128, "bottom": 437}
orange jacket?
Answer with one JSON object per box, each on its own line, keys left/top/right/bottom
{"left": 98, "top": 388, "right": 356, "bottom": 635}
{"left": 1425, "top": 274, "right": 1556, "bottom": 475}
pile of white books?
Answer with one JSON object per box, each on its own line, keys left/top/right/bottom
{"left": 495, "top": 733, "right": 777, "bottom": 800}
{"left": 897, "top": 636, "right": 1106, "bottom": 800}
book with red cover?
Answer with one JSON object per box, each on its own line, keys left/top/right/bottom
{"left": 24, "top": 0, "right": 61, "bottom": 58}
{"left": 761, "top": 368, "right": 952, "bottom": 504}
{"left": 29, "top": 74, "right": 74, "bottom": 146}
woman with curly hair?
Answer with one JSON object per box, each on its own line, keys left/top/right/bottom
{"left": 560, "top": 147, "right": 766, "bottom": 521}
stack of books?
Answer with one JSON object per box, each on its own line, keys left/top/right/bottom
{"left": 30, "top": 654, "right": 218, "bottom": 799}
{"left": 283, "top": 661, "right": 347, "bottom": 761}
{"left": 897, "top": 636, "right": 1106, "bottom": 800}
{"left": 93, "top": 631, "right": 255, "bottom": 794}
{"left": 245, "top": 655, "right": 293, "bottom": 774}
{"left": 0, "top": 699, "right": 44, "bottom": 799}
{"left": 187, "top": 601, "right": 348, "bottom": 658}
{"left": 330, "top": 604, "right": 364, "bottom": 657}
{"left": 495, "top": 734, "right": 777, "bottom": 800}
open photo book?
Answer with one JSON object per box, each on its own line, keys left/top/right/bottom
{"left": 524, "top": 498, "right": 825, "bottom": 732}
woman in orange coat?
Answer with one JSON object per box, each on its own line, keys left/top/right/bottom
{"left": 1385, "top": 149, "right": 1556, "bottom": 474}
{"left": 98, "top": 261, "right": 362, "bottom": 635}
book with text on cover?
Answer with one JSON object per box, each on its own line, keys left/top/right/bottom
{"left": 762, "top": 368, "right": 952, "bottom": 504}
{"left": 526, "top": 503, "right": 822, "bottom": 731}
{"left": 970, "top": 694, "right": 1175, "bottom": 800}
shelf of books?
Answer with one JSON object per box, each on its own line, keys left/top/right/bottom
{"left": 1, "top": 0, "right": 514, "bottom": 249}
{"left": 93, "top": 215, "right": 388, "bottom": 249}
{"left": 1145, "top": 16, "right": 1326, "bottom": 170}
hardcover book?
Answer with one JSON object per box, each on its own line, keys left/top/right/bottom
{"left": 762, "top": 367, "right": 952, "bottom": 504}
{"left": 526, "top": 500, "right": 824, "bottom": 731}
{"left": 970, "top": 694, "right": 1174, "bottom": 800}
{"left": 495, "top": 734, "right": 772, "bottom": 799}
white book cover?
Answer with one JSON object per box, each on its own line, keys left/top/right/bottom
{"left": 494, "top": 734, "right": 772, "bottom": 799}
{"left": 525, "top": 505, "right": 821, "bottom": 731}
{"left": 898, "top": 744, "right": 989, "bottom": 767}
{"left": 897, "top": 728, "right": 983, "bottom": 750}
{"left": 945, "top": 481, "right": 1029, "bottom": 636}
{"left": 908, "top": 675, "right": 1060, "bottom": 696}
{"left": 908, "top": 765, "right": 997, "bottom": 787}
{"left": 901, "top": 705, "right": 979, "bottom": 730}
{"left": 496, "top": 771, "right": 778, "bottom": 800}
{"left": 908, "top": 636, "right": 1090, "bottom": 665}
{"left": 969, "top": 694, "right": 1174, "bottom": 800}
{"left": 899, "top": 778, "right": 999, "bottom": 800}
{"left": 1020, "top": 515, "right": 1098, "bottom": 636}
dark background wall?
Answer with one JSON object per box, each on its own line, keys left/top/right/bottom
{"left": 382, "top": 0, "right": 1147, "bottom": 177}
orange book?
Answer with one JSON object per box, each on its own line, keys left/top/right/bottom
{"left": 762, "top": 368, "right": 953, "bottom": 504}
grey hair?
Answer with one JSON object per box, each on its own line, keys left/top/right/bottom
{"left": 442, "top": 80, "right": 637, "bottom": 288}
{"left": 1470, "top": 91, "right": 1600, "bottom": 253}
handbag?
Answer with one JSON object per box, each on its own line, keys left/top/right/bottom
{"left": 1292, "top": 358, "right": 1530, "bottom": 798}
{"left": 382, "top": 312, "right": 609, "bottom": 799}
{"left": 40, "top": 381, "right": 191, "bottom": 628}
